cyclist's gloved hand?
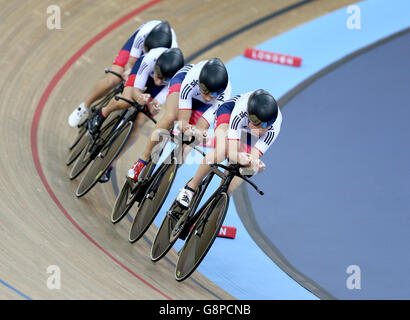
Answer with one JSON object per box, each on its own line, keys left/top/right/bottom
{"left": 122, "top": 68, "right": 131, "bottom": 80}
{"left": 148, "top": 99, "right": 161, "bottom": 116}
{"left": 238, "top": 152, "right": 252, "bottom": 166}
{"left": 136, "top": 93, "right": 151, "bottom": 106}
{"left": 251, "top": 159, "right": 266, "bottom": 173}
{"left": 238, "top": 153, "right": 253, "bottom": 176}
{"left": 238, "top": 155, "right": 265, "bottom": 176}
{"left": 183, "top": 125, "right": 205, "bottom": 145}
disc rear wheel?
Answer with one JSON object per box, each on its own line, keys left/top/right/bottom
{"left": 175, "top": 192, "right": 229, "bottom": 281}
{"left": 75, "top": 121, "right": 133, "bottom": 197}
{"left": 128, "top": 161, "right": 178, "bottom": 243}
{"left": 111, "top": 161, "right": 156, "bottom": 224}
{"left": 66, "top": 126, "right": 88, "bottom": 165}
{"left": 151, "top": 203, "right": 185, "bottom": 262}
{"left": 69, "top": 111, "right": 121, "bottom": 180}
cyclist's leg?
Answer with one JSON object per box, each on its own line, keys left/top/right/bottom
{"left": 111, "top": 112, "right": 150, "bottom": 168}
{"left": 84, "top": 64, "right": 124, "bottom": 109}
{"left": 97, "top": 85, "right": 154, "bottom": 182}
{"left": 69, "top": 31, "right": 139, "bottom": 127}
{"left": 186, "top": 123, "right": 229, "bottom": 191}
{"left": 184, "top": 99, "right": 234, "bottom": 192}
{"left": 176, "top": 103, "right": 231, "bottom": 207}
{"left": 175, "top": 123, "right": 228, "bottom": 207}
{"left": 226, "top": 143, "right": 251, "bottom": 196}
{"left": 100, "top": 86, "right": 136, "bottom": 117}
{"left": 87, "top": 86, "right": 137, "bottom": 135}
{"left": 181, "top": 110, "right": 210, "bottom": 161}
{"left": 126, "top": 92, "right": 179, "bottom": 181}
{"left": 83, "top": 30, "right": 139, "bottom": 109}
{"left": 80, "top": 28, "right": 138, "bottom": 110}
{"left": 115, "top": 79, "right": 169, "bottom": 164}
{"left": 140, "top": 92, "right": 179, "bottom": 162}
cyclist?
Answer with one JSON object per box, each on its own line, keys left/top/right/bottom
{"left": 175, "top": 89, "right": 282, "bottom": 207}
{"left": 68, "top": 20, "right": 178, "bottom": 127}
{"left": 126, "top": 57, "right": 232, "bottom": 182}
{"left": 87, "top": 47, "right": 185, "bottom": 182}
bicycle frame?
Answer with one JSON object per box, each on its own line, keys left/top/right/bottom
{"left": 184, "top": 163, "right": 263, "bottom": 236}
{"left": 89, "top": 95, "right": 156, "bottom": 158}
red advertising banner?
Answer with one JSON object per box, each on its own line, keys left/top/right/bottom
{"left": 244, "top": 48, "right": 302, "bottom": 67}
{"left": 217, "top": 226, "right": 237, "bottom": 239}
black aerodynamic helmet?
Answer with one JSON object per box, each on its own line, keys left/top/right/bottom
{"left": 199, "top": 58, "right": 228, "bottom": 96}
{"left": 143, "top": 21, "right": 172, "bottom": 53}
{"left": 154, "top": 48, "right": 184, "bottom": 81}
{"left": 247, "top": 89, "right": 279, "bottom": 126}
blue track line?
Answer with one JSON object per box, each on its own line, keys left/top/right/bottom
{"left": 0, "top": 278, "right": 32, "bottom": 300}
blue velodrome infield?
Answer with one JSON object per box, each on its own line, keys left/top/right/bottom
{"left": 148, "top": 0, "right": 410, "bottom": 299}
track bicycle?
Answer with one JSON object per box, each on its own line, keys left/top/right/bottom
{"left": 151, "top": 162, "right": 263, "bottom": 281}
{"left": 72, "top": 96, "right": 156, "bottom": 198}
{"left": 117, "top": 131, "right": 206, "bottom": 244}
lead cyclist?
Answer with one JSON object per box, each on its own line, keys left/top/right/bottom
{"left": 175, "top": 89, "right": 282, "bottom": 207}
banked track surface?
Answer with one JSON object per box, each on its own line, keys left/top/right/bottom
{"left": 0, "top": 0, "right": 354, "bottom": 299}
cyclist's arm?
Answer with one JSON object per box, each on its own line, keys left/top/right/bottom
{"left": 126, "top": 56, "right": 151, "bottom": 105}
{"left": 124, "top": 57, "right": 138, "bottom": 78}
{"left": 227, "top": 138, "right": 241, "bottom": 163}
{"left": 176, "top": 73, "right": 195, "bottom": 132}
{"left": 147, "top": 86, "right": 167, "bottom": 115}
{"left": 178, "top": 109, "right": 192, "bottom": 133}
{"left": 132, "top": 53, "right": 156, "bottom": 91}
{"left": 226, "top": 101, "right": 247, "bottom": 162}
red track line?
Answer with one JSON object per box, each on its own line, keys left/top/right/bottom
{"left": 30, "top": 0, "right": 173, "bottom": 300}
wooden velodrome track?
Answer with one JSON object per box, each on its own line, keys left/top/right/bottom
{"left": 0, "top": 0, "right": 355, "bottom": 299}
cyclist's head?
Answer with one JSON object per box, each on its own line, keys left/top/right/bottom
{"left": 154, "top": 48, "right": 184, "bottom": 82}
{"left": 199, "top": 58, "right": 228, "bottom": 98}
{"left": 143, "top": 21, "right": 172, "bottom": 53}
{"left": 247, "top": 89, "right": 278, "bottom": 128}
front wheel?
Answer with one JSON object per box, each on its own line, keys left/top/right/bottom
{"left": 175, "top": 192, "right": 229, "bottom": 282}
